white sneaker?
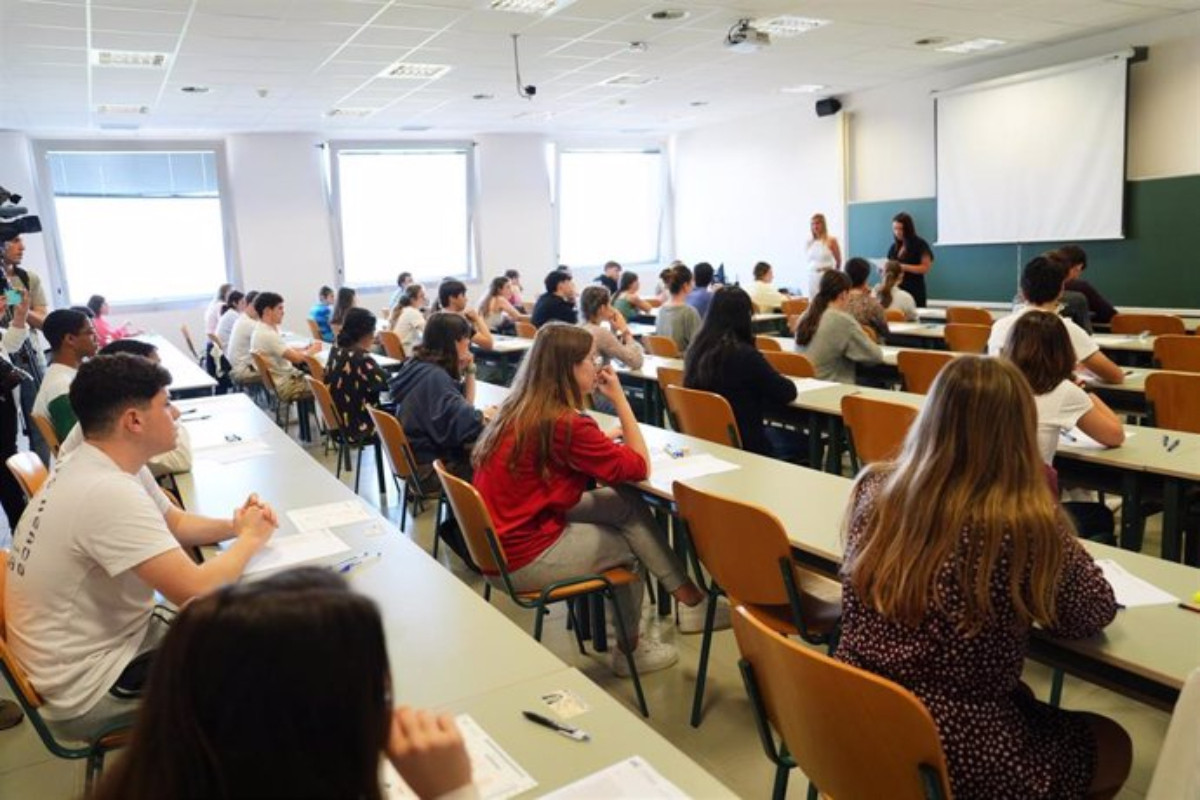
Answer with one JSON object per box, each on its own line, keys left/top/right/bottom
{"left": 611, "top": 637, "right": 679, "bottom": 678}
{"left": 677, "top": 596, "right": 732, "bottom": 634}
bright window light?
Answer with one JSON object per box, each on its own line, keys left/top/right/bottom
{"left": 335, "top": 148, "right": 473, "bottom": 285}
{"left": 558, "top": 150, "right": 663, "bottom": 267}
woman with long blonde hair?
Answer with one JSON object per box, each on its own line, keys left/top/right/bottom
{"left": 472, "top": 324, "right": 715, "bottom": 676}
{"left": 804, "top": 212, "right": 842, "bottom": 298}
{"left": 836, "top": 356, "right": 1130, "bottom": 800}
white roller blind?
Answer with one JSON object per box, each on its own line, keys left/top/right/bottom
{"left": 935, "top": 54, "right": 1129, "bottom": 245}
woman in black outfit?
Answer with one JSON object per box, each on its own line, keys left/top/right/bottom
{"left": 683, "top": 286, "right": 799, "bottom": 459}
{"left": 887, "top": 211, "right": 934, "bottom": 307}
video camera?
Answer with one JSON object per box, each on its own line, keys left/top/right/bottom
{"left": 0, "top": 186, "right": 41, "bottom": 245}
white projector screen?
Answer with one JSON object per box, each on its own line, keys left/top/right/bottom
{"left": 935, "top": 54, "right": 1129, "bottom": 245}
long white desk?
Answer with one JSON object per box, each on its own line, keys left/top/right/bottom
{"left": 137, "top": 333, "right": 218, "bottom": 397}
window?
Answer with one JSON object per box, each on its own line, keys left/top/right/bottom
{"left": 557, "top": 149, "right": 665, "bottom": 268}
{"left": 332, "top": 145, "right": 475, "bottom": 286}
{"left": 41, "top": 147, "right": 233, "bottom": 306}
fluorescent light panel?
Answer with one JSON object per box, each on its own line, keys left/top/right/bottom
{"left": 490, "top": 0, "right": 576, "bottom": 14}
{"left": 938, "top": 38, "right": 1006, "bottom": 54}
{"left": 90, "top": 49, "right": 170, "bottom": 69}
{"left": 602, "top": 74, "right": 657, "bottom": 87}
{"left": 780, "top": 84, "right": 827, "bottom": 94}
{"left": 327, "top": 108, "right": 377, "bottom": 118}
{"left": 96, "top": 104, "right": 150, "bottom": 114}
{"left": 378, "top": 61, "right": 451, "bottom": 79}
{"left": 755, "top": 16, "right": 830, "bottom": 37}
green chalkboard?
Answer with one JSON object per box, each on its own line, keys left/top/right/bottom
{"left": 847, "top": 175, "right": 1200, "bottom": 307}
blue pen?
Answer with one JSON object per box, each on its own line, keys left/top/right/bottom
{"left": 335, "top": 552, "right": 381, "bottom": 574}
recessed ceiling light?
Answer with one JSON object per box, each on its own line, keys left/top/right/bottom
{"left": 472, "top": 93, "right": 494, "bottom": 100}
{"left": 326, "top": 107, "right": 376, "bottom": 118}
{"left": 780, "top": 84, "right": 827, "bottom": 94}
{"left": 628, "top": 41, "right": 649, "bottom": 52}
{"left": 914, "top": 36, "right": 948, "bottom": 47}
{"left": 490, "top": 0, "right": 575, "bottom": 14}
{"left": 96, "top": 104, "right": 150, "bottom": 115}
{"left": 647, "top": 9, "right": 688, "bottom": 22}
{"left": 90, "top": 49, "right": 169, "bottom": 69}
{"left": 937, "top": 38, "right": 1006, "bottom": 54}
{"left": 179, "top": 85, "right": 209, "bottom": 94}
{"left": 755, "top": 16, "right": 830, "bottom": 37}
{"left": 689, "top": 100, "right": 708, "bottom": 107}
{"left": 378, "top": 61, "right": 451, "bottom": 80}
{"left": 601, "top": 74, "right": 658, "bottom": 87}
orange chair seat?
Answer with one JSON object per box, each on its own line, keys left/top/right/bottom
{"left": 514, "top": 567, "right": 638, "bottom": 602}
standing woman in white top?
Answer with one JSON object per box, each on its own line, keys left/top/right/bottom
{"left": 389, "top": 283, "right": 427, "bottom": 354}
{"left": 804, "top": 213, "right": 842, "bottom": 299}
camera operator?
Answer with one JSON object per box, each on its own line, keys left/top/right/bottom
{"left": 1, "top": 234, "right": 51, "bottom": 465}
{"left": 0, "top": 287, "right": 32, "bottom": 526}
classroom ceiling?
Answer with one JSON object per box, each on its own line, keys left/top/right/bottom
{"left": 1, "top": 0, "right": 1197, "bottom": 136}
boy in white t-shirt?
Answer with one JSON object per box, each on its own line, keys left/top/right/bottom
{"left": 987, "top": 255, "right": 1124, "bottom": 385}
{"left": 250, "top": 291, "right": 322, "bottom": 402}
{"left": 5, "top": 353, "right": 278, "bottom": 739}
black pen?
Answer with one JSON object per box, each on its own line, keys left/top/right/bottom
{"left": 522, "top": 710, "right": 589, "bottom": 742}
{"left": 1167, "top": 439, "right": 1180, "bottom": 453}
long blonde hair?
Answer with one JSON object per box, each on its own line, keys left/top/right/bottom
{"left": 843, "top": 356, "right": 1069, "bottom": 634}
{"left": 472, "top": 324, "right": 593, "bottom": 478}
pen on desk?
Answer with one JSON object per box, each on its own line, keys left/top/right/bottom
{"left": 1167, "top": 439, "right": 1180, "bottom": 453}
{"left": 1061, "top": 431, "right": 1078, "bottom": 443}
{"left": 335, "top": 552, "right": 381, "bottom": 574}
{"left": 662, "top": 443, "right": 686, "bottom": 459}
{"left": 1162, "top": 435, "right": 1169, "bottom": 448}
{"left": 183, "top": 415, "right": 212, "bottom": 422}
{"left": 522, "top": 711, "right": 589, "bottom": 742}
{"left": 1178, "top": 602, "right": 1200, "bottom": 615}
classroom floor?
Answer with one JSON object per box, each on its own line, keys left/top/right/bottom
{"left": 0, "top": 434, "right": 1171, "bottom": 799}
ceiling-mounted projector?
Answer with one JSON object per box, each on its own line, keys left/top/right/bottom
{"left": 725, "top": 18, "right": 770, "bottom": 53}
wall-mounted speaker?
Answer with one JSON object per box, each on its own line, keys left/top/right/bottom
{"left": 815, "top": 97, "right": 842, "bottom": 117}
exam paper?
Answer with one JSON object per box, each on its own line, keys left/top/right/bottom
{"left": 1096, "top": 559, "right": 1178, "bottom": 608}
{"left": 647, "top": 452, "right": 740, "bottom": 494}
{"left": 193, "top": 438, "right": 273, "bottom": 464}
{"left": 382, "top": 714, "right": 536, "bottom": 800}
{"left": 540, "top": 756, "right": 688, "bottom": 799}
{"left": 791, "top": 378, "right": 840, "bottom": 395}
{"left": 234, "top": 529, "right": 351, "bottom": 576}
{"left": 286, "top": 500, "right": 374, "bottom": 532}
{"left": 1059, "top": 428, "right": 1135, "bottom": 451}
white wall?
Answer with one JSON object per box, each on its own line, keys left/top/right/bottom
{"left": 671, "top": 105, "right": 844, "bottom": 292}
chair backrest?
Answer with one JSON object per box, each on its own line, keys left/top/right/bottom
{"left": 781, "top": 297, "right": 809, "bottom": 317}
{"left": 896, "top": 350, "right": 955, "bottom": 395}
{"left": 30, "top": 414, "right": 60, "bottom": 459}
{"left": 306, "top": 318, "right": 324, "bottom": 341}
{"left": 0, "top": 551, "right": 44, "bottom": 710}
{"left": 754, "top": 336, "right": 782, "bottom": 352}
{"left": 861, "top": 324, "right": 880, "bottom": 344}
{"left": 884, "top": 308, "right": 906, "bottom": 322}
{"left": 674, "top": 483, "right": 794, "bottom": 608}
{"left": 1111, "top": 313, "right": 1185, "bottom": 336}
{"left": 644, "top": 335, "right": 681, "bottom": 358}
{"left": 665, "top": 385, "right": 742, "bottom": 449}
{"left": 732, "top": 606, "right": 952, "bottom": 800}
{"left": 1154, "top": 335, "right": 1200, "bottom": 373}
{"left": 179, "top": 324, "right": 202, "bottom": 362}
{"left": 945, "top": 306, "right": 993, "bottom": 326}
{"left": 305, "top": 376, "right": 344, "bottom": 434}
{"left": 367, "top": 406, "right": 421, "bottom": 481}
{"left": 378, "top": 330, "right": 406, "bottom": 360}
{"left": 206, "top": 332, "right": 224, "bottom": 352}
{"left": 250, "top": 352, "right": 279, "bottom": 394}
{"left": 515, "top": 321, "right": 537, "bottom": 340}
{"left": 841, "top": 394, "right": 918, "bottom": 464}
{"left": 1146, "top": 372, "right": 1200, "bottom": 434}
{"left": 762, "top": 350, "right": 815, "bottom": 378}
{"left": 433, "top": 460, "right": 508, "bottom": 575}
{"left": 5, "top": 452, "right": 47, "bottom": 501}
{"left": 943, "top": 323, "right": 990, "bottom": 354}
{"left": 302, "top": 354, "right": 325, "bottom": 384}
{"left": 46, "top": 394, "right": 77, "bottom": 443}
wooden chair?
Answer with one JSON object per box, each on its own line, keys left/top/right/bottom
{"left": 945, "top": 306, "right": 994, "bottom": 326}
{"left": 885, "top": 308, "right": 907, "bottom": 322}
{"left": 0, "top": 550, "right": 131, "bottom": 793}
{"left": 368, "top": 406, "right": 435, "bottom": 534}
{"left": 943, "top": 323, "right": 991, "bottom": 354}
{"left": 732, "top": 606, "right": 952, "bottom": 800}
{"left": 655, "top": 364, "right": 684, "bottom": 430}
{"left": 433, "top": 461, "right": 650, "bottom": 717}
{"left": 861, "top": 324, "right": 880, "bottom": 344}
{"left": 674, "top": 482, "right": 841, "bottom": 728}
{"left": 896, "top": 350, "right": 955, "bottom": 395}
{"left": 206, "top": 332, "right": 224, "bottom": 352}
{"left": 842, "top": 394, "right": 918, "bottom": 467}
{"left": 781, "top": 297, "right": 809, "bottom": 317}
{"left": 306, "top": 376, "right": 386, "bottom": 496}
{"left": 5, "top": 452, "right": 47, "bottom": 500}
{"left": 378, "top": 330, "right": 405, "bottom": 360}
{"left": 1111, "top": 313, "right": 1185, "bottom": 336}
{"left": 179, "top": 323, "right": 202, "bottom": 363}
{"left": 515, "top": 321, "right": 537, "bottom": 340}
{"left": 252, "top": 352, "right": 315, "bottom": 441}
{"left": 1146, "top": 372, "right": 1200, "bottom": 434}
{"left": 31, "top": 414, "right": 60, "bottom": 460}
{"left": 762, "top": 351, "right": 815, "bottom": 379}
{"left": 755, "top": 336, "right": 783, "bottom": 352}
{"left": 644, "top": 335, "right": 681, "bottom": 358}
{"left": 665, "top": 385, "right": 741, "bottom": 449}
{"left": 306, "top": 318, "right": 324, "bottom": 341}
{"left": 302, "top": 353, "right": 325, "bottom": 384}
{"left": 513, "top": 313, "right": 532, "bottom": 326}
{"left": 1154, "top": 335, "right": 1200, "bottom": 373}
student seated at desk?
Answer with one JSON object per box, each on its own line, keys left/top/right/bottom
{"left": 214, "top": 290, "right": 246, "bottom": 350}
{"left": 86, "top": 295, "right": 137, "bottom": 348}
{"left": 227, "top": 290, "right": 261, "bottom": 385}
{"left": 579, "top": 286, "right": 643, "bottom": 371}
{"left": 1001, "top": 310, "right": 1124, "bottom": 543}
{"left": 439, "top": 279, "right": 494, "bottom": 350}
{"left": 685, "top": 261, "right": 716, "bottom": 319}
{"left": 988, "top": 256, "right": 1125, "bottom": 385}
{"left": 92, "top": 568, "right": 477, "bottom": 800}
{"left": 389, "top": 283, "right": 427, "bottom": 354}
{"left": 837, "top": 356, "right": 1131, "bottom": 800}
{"left": 745, "top": 260, "right": 789, "bottom": 312}
{"left": 473, "top": 325, "right": 723, "bottom": 675}
{"left": 843, "top": 257, "right": 889, "bottom": 339}
{"left": 1058, "top": 244, "right": 1117, "bottom": 327}
{"left": 504, "top": 269, "right": 526, "bottom": 312}
{"left": 684, "top": 286, "right": 798, "bottom": 458}
{"left": 330, "top": 286, "right": 358, "bottom": 338}
{"left": 5, "top": 354, "right": 278, "bottom": 741}
{"left": 794, "top": 270, "right": 883, "bottom": 384}
{"left": 329, "top": 308, "right": 389, "bottom": 446}
{"left": 874, "top": 259, "right": 918, "bottom": 321}
{"left": 251, "top": 292, "right": 323, "bottom": 402}
{"left": 654, "top": 264, "right": 702, "bottom": 353}
{"left": 613, "top": 271, "right": 653, "bottom": 321}
{"left": 309, "top": 285, "right": 335, "bottom": 343}
{"left": 477, "top": 276, "right": 521, "bottom": 335}
{"left": 531, "top": 269, "right": 579, "bottom": 328}
{"left": 595, "top": 260, "right": 621, "bottom": 294}
{"left": 32, "top": 308, "right": 98, "bottom": 440}
{"left": 387, "top": 271, "right": 414, "bottom": 314}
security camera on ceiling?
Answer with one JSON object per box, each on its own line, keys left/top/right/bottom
{"left": 725, "top": 18, "right": 771, "bottom": 53}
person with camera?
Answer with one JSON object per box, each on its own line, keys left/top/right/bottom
{"left": 2, "top": 234, "right": 52, "bottom": 465}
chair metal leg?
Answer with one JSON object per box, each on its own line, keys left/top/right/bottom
{"left": 804, "top": 780, "right": 818, "bottom": 800}
{"left": 610, "top": 590, "right": 649, "bottom": 718}
{"left": 85, "top": 750, "right": 106, "bottom": 795}
{"left": 483, "top": 582, "right": 492, "bottom": 602}
{"left": 689, "top": 589, "right": 721, "bottom": 727}
{"left": 335, "top": 440, "right": 346, "bottom": 480}
{"left": 397, "top": 477, "right": 409, "bottom": 532}
{"left": 566, "top": 602, "right": 587, "bottom": 655}
{"left": 533, "top": 603, "right": 547, "bottom": 641}
{"left": 354, "top": 444, "right": 364, "bottom": 493}
{"left": 1049, "top": 667, "right": 1065, "bottom": 707}
{"left": 373, "top": 441, "right": 387, "bottom": 499}
{"left": 769, "top": 763, "right": 790, "bottom": 800}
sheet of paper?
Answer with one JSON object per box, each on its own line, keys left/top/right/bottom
{"left": 287, "top": 500, "right": 374, "bottom": 532}
{"left": 193, "top": 438, "right": 273, "bottom": 464}
{"left": 232, "top": 529, "right": 351, "bottom": 576}
{"left": 540, "top": 756, "right": 688, "bottom": 800}
{"left": 1096, "top": 559, "right": 1178, "bottom": 608}
{"left": 647, "top": 452, "right": 740, "bottom": 494}
{"left": 1059, "top": 428, "right": 1135, "bottom": 451}
{"left": 382, "top": 714, "right": 536, "bottom": 800}
{"left": 791, "top": 377, "right": 840, "bottom": 394}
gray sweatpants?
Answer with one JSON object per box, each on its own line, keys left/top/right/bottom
{"left": 508, "top": 485, "right": 689, "bottom": 646}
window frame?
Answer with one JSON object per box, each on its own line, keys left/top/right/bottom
{"left": 327, "top": 140, "right": 479, "bottom": 290}
{"left": 31, "top": 139, "right": 242, "bottom": 313}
